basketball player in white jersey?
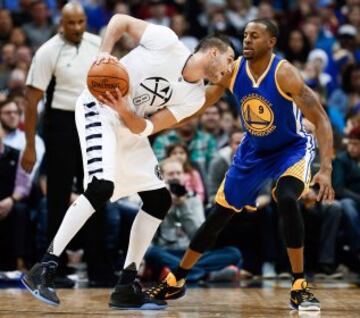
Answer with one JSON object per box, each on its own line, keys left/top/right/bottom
{"left": 22, "top": 14, "right": 234, "bottom": 310}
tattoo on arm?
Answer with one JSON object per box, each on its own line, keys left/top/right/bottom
{"left": 295, "top": 85, "right": 318, "bottom": 109}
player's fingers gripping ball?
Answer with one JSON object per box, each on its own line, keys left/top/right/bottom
{"left": 87, "top": 60, "right": 129, "bottom": 100}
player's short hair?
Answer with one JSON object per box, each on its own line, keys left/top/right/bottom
{"left": 246, "top": 18, "right": 279, "bottom": 39}
{"left": 194, "top": 34, "right": 232, "bottom": 53}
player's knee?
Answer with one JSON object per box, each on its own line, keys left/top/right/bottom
{"left": 276, "top": 176, "right": 304, "bottom": 206}
{"left": 140, "top": 187, "right": 172, "bottom": 220}
{"left": 84, "top": 177, "right": 114, "bottom": 210}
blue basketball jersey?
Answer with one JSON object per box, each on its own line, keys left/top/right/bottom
{"left": 230, "top": 54, "right": 310, "bottom": 153}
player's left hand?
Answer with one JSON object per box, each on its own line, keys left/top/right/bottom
{"left": 97, "top": 88, "right": 129, "bottom": 116}
{"left": 312, "top": 169, "right": 335, "bottom": 203}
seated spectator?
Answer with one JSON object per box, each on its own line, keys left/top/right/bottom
{"left": 283, "top": 29, "right": 311, "bottom": 69}
{"left": 301, "top": 187, "right": 343, "bottom": 278}
{"left": 0, "top": 9, "right": 13, "bottom": 46}
{"left": 328, "top": 64, "right": 360, "bottom": 133}
{"left": 170, "top": 14, "right": 199, "bottom": 52}
{"left": 0, "top": 43, "right": 16, "bottom": 90}
{"left": 333, "top": 126, "right": 360, "bottom": 264}
{"left": 153, "top": 118, "right": 217, "bottom": 185}
{"left": 200, "top": 104, "right": 229, "bottom": 149}
{"left": 208, "top": 129, "right": 244, "bottom": 202}
{"left": 145, "top": 158, "right": 242, "bottom": 282}
{"left": 166, "top": 142, "right": 206, "bottom": 203}
{"left": 9, "top": 27, "right": 28, "bottom": 47}
{"left": 0, "top": 120, "right": 31, "bottom": 270}
{"left": 0, "top": 98, "right": 45, "bottom": 177}
{"left": 220, "top": 110, "right": 237, "bottom": 135}
{"left": 22, "top": 0, "right": 56, "bottom": 50}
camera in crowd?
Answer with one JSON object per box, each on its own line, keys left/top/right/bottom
{"left": 168, "top": 179, "right": 188, "bottom": 197}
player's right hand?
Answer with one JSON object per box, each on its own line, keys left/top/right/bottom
{"left": 21, "top": 144, "right": 36, "bottom": 173}
{"left": 94, "top": 52, "right": 118, "bottom": 65}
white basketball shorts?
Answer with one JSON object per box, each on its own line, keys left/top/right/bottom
{"left": 75, "top": 89, "right": 165, "bottom": 201}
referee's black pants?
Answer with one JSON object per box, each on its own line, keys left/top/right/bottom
{"left": 45, "top": 109, "right": 113, "bottom": 282}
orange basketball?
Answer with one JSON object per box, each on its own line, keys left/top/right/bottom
{"left": 87, "top": 60, "right": 129, "bottom": 99}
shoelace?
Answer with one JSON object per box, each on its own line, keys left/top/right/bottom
{"left": 299, "top": 281, "right": 315, "bottom": 302}
{"left": 146, "top": 282, "right": 167, "bottom": 297}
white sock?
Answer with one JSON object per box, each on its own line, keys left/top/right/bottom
{"left": 124, "top": 209, "right": 162, "bottom": 270}
{"left": 49, "top": 195, "right": 95, "bottom": 256}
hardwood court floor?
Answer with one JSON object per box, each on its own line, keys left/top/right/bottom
{"left": 1, "top": 286, "right": 360, "bottom": 318}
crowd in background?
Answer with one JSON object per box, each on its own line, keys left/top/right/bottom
{"left": 1, "top": 0, "right": 360, "bottom": 286}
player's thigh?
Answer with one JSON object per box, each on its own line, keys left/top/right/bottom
{"left": 75, "top": 91, "right": 118, "bottom": 185}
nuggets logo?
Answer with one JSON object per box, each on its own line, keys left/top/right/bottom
{"left": 241, "top": 94, "right": 276, "bottom": 136}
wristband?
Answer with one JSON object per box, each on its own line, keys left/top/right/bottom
{"left": 138, "top": 119, "right": 154, "bottom": 137}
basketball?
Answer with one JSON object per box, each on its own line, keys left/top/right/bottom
{"left": 87, "top": 60, "right": 129, "bottom": 99}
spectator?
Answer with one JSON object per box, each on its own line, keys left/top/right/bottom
{"left": 0, "top": 43, "right": 16, "bottom": 90}
{"left": 283, "top": 29, "right": 311, "bottom": 69}
{"left": 208, "top": 129, "right": 244, "bottom": 201}
{"left": 0, "top": 9, "right": 14, "bottom": 46}
{"left": 9, "top": 27, "right": 28, "bottom": 47}
{"left": 0, "top": 98, "right": 44, "bottom": 177}
{"left": 220, "top": 109, "right": 237, "bottom": 135}
{"left": 153, "top": 118, "right": 217, "bottom": 184}
{"left": 166, "top": 142, "right": 206, "bottom": 203}
{"left": 333, "top": 126, "right": 360, "bottom": 263}
{"left": 226, "top": 0, "right": 258, "bottom": 33}
{"left": 170, "top": 14, "right": 199, "bottom": 52}
{"left": 145, "top": 158, "right": 242, "bottom": 282}
{"left": 328, "top": 64, "right": 360, "bottom": 133}
{"left": 22, "top": 0, "right": 56, "bottom": 50}
{"left": 200, "top": 104, "right": 229, "bottom": 149}
{"left": 146, "top": 0, "right": 171, "bottom": 27}
{"left": 0, "top": 120, "right": 32, "bottom": 270}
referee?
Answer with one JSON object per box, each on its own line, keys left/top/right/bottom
{"left": 21, "top": 2, "right": 112, "bottom": 286}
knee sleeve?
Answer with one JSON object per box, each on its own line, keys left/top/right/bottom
{"left": 138, "top": 187, "right": 172, "bottom": 220}
{"left": 84, "top": 177, "right": 114, "bottom": 211}
{"left": 190, "top": 204, "right": 236, "bottom": 253}
{"left": 276, "top": 176, "right": 304, "bottom": 248}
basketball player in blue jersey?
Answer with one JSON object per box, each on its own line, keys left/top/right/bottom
{"left": 144, "top": 18, "right": 334, "bottom": 312}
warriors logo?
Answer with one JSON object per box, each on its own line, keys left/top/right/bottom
{"left": 241, "top": 94, "right": 276, "bottom": 136}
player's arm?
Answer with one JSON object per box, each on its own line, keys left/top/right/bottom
{"left": 172, "top": 68, "right": 232, "bottom": 127}
{"left": 98, "top": 89, "right": 177, "bottom": 136}
{"left": 21, "top": 87, "right": 44, "bottom": 173}
{"left": 96, "top": 14, "right": 148, "bottom": 63}
{"left": 276, "top": 62, "right": 334, "bottom": 202}
{"left": 172, "top": 84, "right": 226, "bottom": 128}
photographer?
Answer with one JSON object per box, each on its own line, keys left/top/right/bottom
{"left": 144, "top": 158, "right": 242, "bottom": 282}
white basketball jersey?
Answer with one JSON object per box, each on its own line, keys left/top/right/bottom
{"left": 120, "top": 24, "right": 205, "bottom": 122}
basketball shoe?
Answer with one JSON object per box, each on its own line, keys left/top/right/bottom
{"left": 21, "top": 261, "right": 60, "bottom": 306}
{"left": 145, "top": 272, "right": 186, "bottom": 300}
{"left": 290, "top": 279, "right": 320, "bottom": 311}
{"left": 109, "top": 263, "right": 167, "bottom": 310}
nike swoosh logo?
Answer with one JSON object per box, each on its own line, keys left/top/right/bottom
{"left": 290, "top": 298, "right": 298, "bottom": 304}
{"left": 165, "top": 290, "right": 181, "bottom": 298}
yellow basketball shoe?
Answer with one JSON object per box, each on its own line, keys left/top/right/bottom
{"left": 145, "top": 272, "right": 186, "bottom": 300}
{"left": 290, "top": 279, "right": 320, "bottom": 311}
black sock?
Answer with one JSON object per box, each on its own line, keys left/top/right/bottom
{"left": 173, "top": 266, "right": 190, "bottom": 281}
{"left": 41, "top": 252, "right": 59, "bottom": 264}
{"left": 292, "top": 272, "right": 304, "bottom": 283}
{"left": 119, "top": 262, "right": 137, "bottom": 284}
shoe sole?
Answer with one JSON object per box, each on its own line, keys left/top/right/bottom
{"left": 109, "top": 303, "right": 167, "bottom": 310}
{"left": 289, "top": 302, "right": 320, "bottom": 311}
{"left": 21, "top": 275, "right": 59, "bottom": 307}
